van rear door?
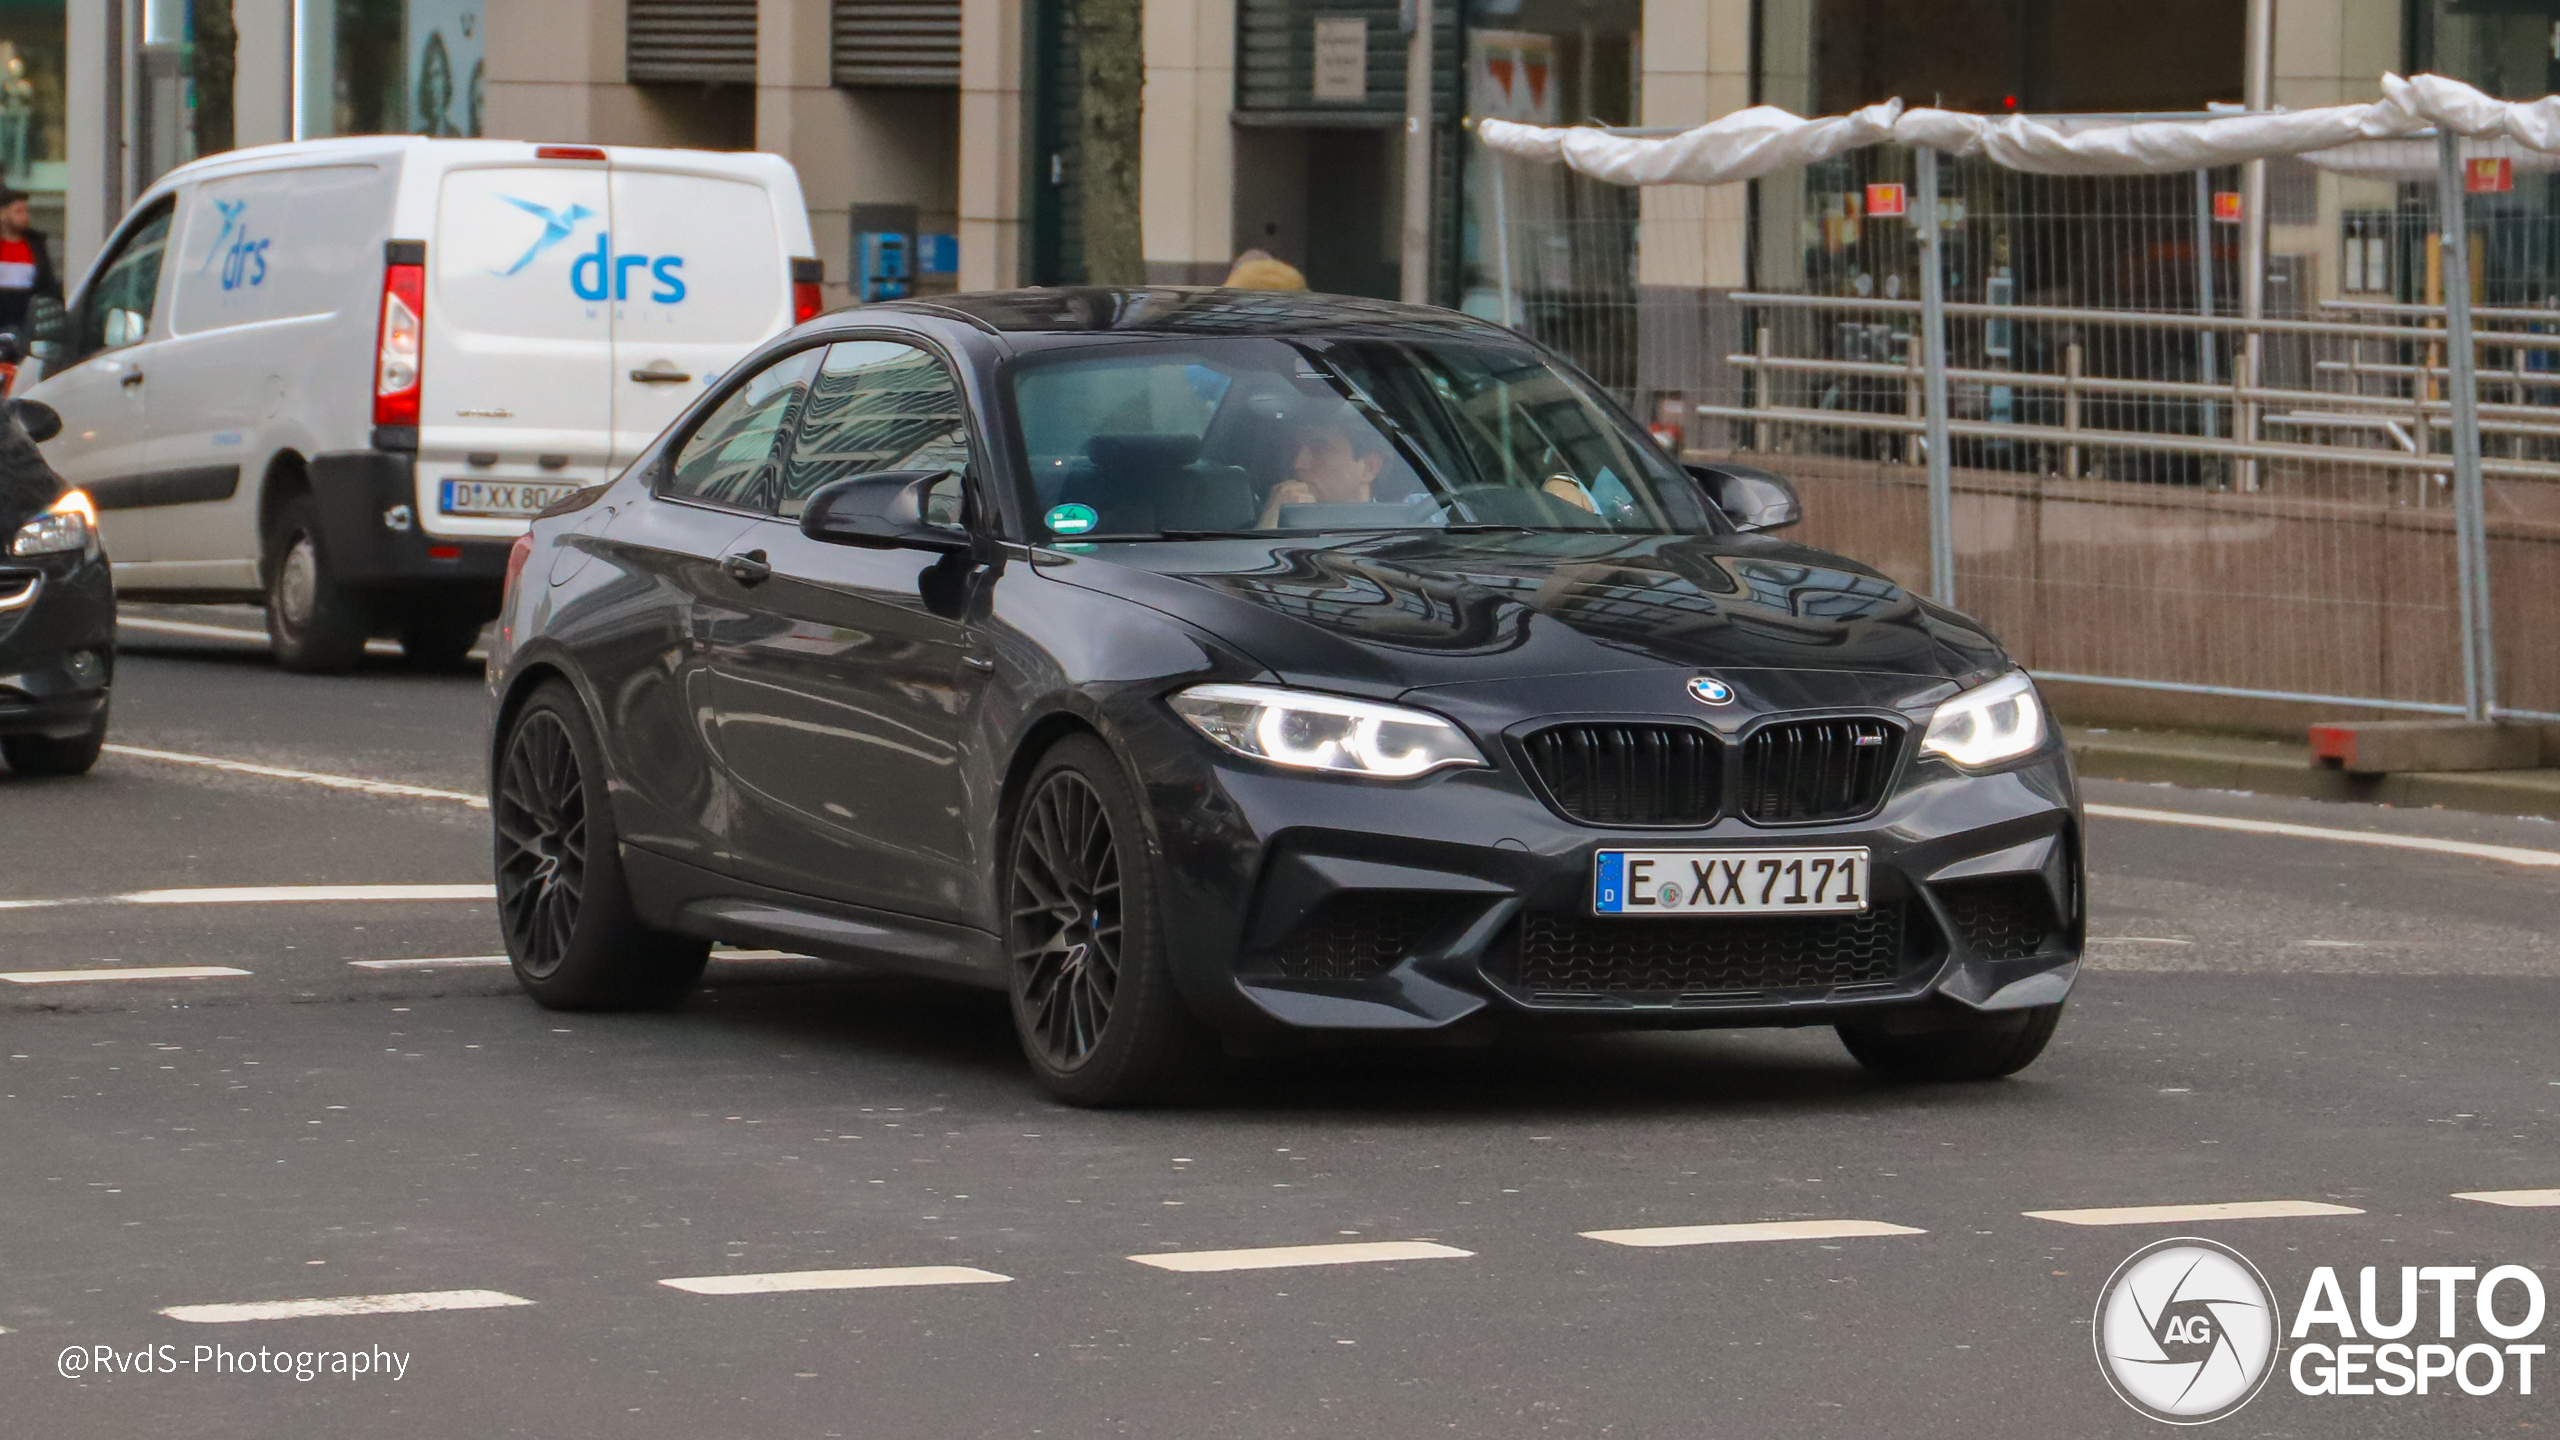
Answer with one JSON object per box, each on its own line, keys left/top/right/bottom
{"left": 604, "top": 166, "right": 788, "bottom": 466}
{"left": 425, "top": 163, "right": 614, "bottom": 534}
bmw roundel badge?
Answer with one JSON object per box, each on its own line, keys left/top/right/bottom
{"left": 1687, "top": 675, "right": 1736, "bottom": 706}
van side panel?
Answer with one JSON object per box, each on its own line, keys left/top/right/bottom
{"left": 133, "top": 162, "right": 395, "bottom": 592}
{"left": 421, "top": 164, "right": 617, "bottom": 539}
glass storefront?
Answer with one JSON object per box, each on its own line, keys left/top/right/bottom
{"left": 0, "top": 0, "right": 66, "bottom": 246}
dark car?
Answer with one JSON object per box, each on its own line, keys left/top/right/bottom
{"left": 485, "top": 289, "right": 2082, "bottom": 1104}
{"left": 0, "top": 393, "right": 112, "bottom": 776}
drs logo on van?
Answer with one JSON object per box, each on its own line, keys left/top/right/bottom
{"left": 497, "top": 195, "right": 687, "bottom": 304}
{"left": 201, "top": 199, "right": 270, "bottom": 291}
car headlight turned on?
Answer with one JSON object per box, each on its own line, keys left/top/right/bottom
{"left": 1921, "top": 669, "right": 2046, "bottom": 769}
{"left": 1171, "top": 682, "right": 1486, "bottom": 779}
{"left": 9, "top": 489, "right": 98, "bottom": 557}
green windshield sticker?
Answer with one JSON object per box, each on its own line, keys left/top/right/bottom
{"left": 1045, "top": 503, "right": 1098, "bottom": 536}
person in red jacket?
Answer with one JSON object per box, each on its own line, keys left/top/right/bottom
{"left": 0, "top": 185, "right": 62, "bottom": 339}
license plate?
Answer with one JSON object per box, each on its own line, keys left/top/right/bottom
{"left": 440, "top": 479, "right": 580, "bottom": 518}
{"left": 1594, "top": 848, "right": 1871, "bottom": 916}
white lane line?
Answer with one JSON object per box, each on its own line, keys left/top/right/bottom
{"left": 2087, "top": 802, "right": 2560, "bottom": 868}
{"left": 1582, "top": 1219, "right": 1925, "bottom": 1248}
{"left": 1129, "top": 1240, "right": 1473, "bottom": 1273}
{"left": 0, "top": 884, "right": 495, "bottom": 913}
{"left": 1, "top": 966, "right": 252, "bottom": 985}
{"left": 346, "top": 948, "right": 805, "bottom": 971}
{"left": 660, "top": 1267, "right": 1011, "bottom": 1296}
{"left": 2024, "top": 1200, "right": 2363, "bottom": 1226}
{"left": 118, "top": 615, "right": 411, "bottom": 656}
{"left": 2453, "top": 1189, "right": 2560, "bottom": 1208}
{"left": 161, "top": 1289, "right": 534, "bottom": 1324}
{"left": 102, "top": 744, "right": 488, "bottom": 809}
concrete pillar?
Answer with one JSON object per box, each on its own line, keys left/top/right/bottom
{"left": 2270, "top": 0, "right": 2400, "bottom": 307}
{"left": 65, "top": 0, "right": 122, "bottom": 279}
{"left": 1140, "top": 0, "right": 1234, "bottom": 284}
{"left": 960, "top": 0, "right": 1026, "bottom": 289}
{"left": 294, "top": 0, "right": 338, "bottom": 139}
{"left": 761, "top": 0, "right": 962, "bottom": 307}
{"left": 233, "top": 0, "right": 295, "bottom": 147}
{"left": 485, "top": 0, "right": 740, "bottom": 149}
{"left": 1634, "top": 0, "right": 1751, "bottom": 450}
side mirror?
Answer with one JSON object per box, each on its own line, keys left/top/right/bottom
{"left": 799, "top": 470, "right": 972, "bottom": 555}
{"left": 12, "top": 398, "right": 60, "bottom": 443}
{"left": 0, "top": 332, "right": 24, "bottom": 365}
{"left": 1687, "top": 461, "right": 1802, "bottom": 532}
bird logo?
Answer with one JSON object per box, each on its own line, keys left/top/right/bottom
{"left": 199, "top": 199, "right": 247, "bottom": 272}
{"left": 495, "top": 197, "right": 596, "bottom": 277}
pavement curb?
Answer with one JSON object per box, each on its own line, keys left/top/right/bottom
{"left": 2067, "top": 728, "right": 2560, "bottom": 822}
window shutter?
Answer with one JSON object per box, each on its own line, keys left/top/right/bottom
{"left": 628, "top": 0, "right": 759, "bottom": 84}
{"left": 833, "top": 0, "right": 964, "bottom": 87}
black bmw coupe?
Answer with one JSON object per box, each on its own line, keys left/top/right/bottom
{"left": 487, "top": 289, "right": 2082, "bottom": 1104}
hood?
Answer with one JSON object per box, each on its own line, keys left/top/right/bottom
{"left": 1034, "top": 529, "right": 2008, "bottom": 698}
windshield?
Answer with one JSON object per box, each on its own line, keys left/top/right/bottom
{"left": 1005, "top": 336, "right": 1724, "bottom": 542}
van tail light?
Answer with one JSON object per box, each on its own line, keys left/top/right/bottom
{"left": 374, "top": 242, "right": 427, "bottom": 428}
{"left": 791, "top": 257, "right": 824, "bottom": 324}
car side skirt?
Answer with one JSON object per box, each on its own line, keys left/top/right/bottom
{"left": 620, "top": 845, "right": 1007, "bottom": 989}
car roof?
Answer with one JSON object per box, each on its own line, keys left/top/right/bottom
{"left": 867, "top": 287, "right": 1518, "bottom": 340}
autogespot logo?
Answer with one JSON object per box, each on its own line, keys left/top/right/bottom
{"left": 2094, "top": 1237, "right": 2282, "bottom": 1424}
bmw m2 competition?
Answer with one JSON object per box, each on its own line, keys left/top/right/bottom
{"left": 486, "top": 289, "right": 2083, "bottom": 1104}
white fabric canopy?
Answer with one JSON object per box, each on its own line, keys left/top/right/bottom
{"left": 1476, "top": 73, "right": 2560, "bottom": 185}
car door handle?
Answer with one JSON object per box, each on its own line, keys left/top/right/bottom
{"left": 630, "top": 364, "right": 692, "bottom": 383}
{"left": 962, "top": 655, "right": 996, "bottom": 672}
{"left": 720, "top": 549, "right": 773, "bottom": 586}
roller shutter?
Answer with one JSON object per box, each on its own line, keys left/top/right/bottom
{"left": 627, "top": 0, "right": 758, "bottom": 84}
{"left": 833, "top": 0, "right": 964, "bottom": 87}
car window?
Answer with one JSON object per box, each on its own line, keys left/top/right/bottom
{"left": 1002, "top": 337, "right": 1721, "bottom": 541}
{"left": 663, "top": 347, "right": 823, "bottom": 510}
{"left": 776, "top": 340, "right": 972, "bottom": 522}
{"left": 69, "top": 199, "right": 175, "bottom": 363}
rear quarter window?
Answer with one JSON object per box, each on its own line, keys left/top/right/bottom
{"left": 169, "top": 165, "right": 392, "bottom": 335}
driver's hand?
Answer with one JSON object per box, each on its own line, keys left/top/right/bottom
{"left": 1541, "top": 476, "right": 1599, "bottom": 512}
{"left": 1259, "top": 479, "right": 1318, "bottom": 527}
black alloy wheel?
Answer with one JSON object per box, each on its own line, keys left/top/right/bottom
{"left": 496, "top": 707, "right": 586, "bottom": 977}
{"left": 1003, "top": 735, "right": 1211, "bottom": 1105}
{"left": 1010, "top": 768, "right": 1123, "bottom": 1069}
{"left": 492, "top": 681, "right": 707, "bottom": 1009}
{"left": 1835, "top": 1002, "right": 2063, "bottom": 1081}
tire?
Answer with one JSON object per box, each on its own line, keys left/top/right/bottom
{"left": 264, "top": 494, "right": 372, "bottom": 674}
{"left": 399, "top": 610, "right": 487, "bottom": 670}
{"left": 1003, "top": 733, "right": 1214, "bottom": 1106}
{"left": 1837, "top": 1004, "right": 2063, "bottom": 1082}
{"left": 493, "top": 680, "right": 707, "bottom": 1010}
{"left": 2, "top": 702, "right": 109, "bottom": 777}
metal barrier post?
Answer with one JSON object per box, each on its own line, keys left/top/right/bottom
{"left": 2193, "top": 169, "right": 2220, "bottom": 454}
{"left": 2063, "top": 341, "right": 2084, "bottom": 478}
{"left": 1490, "top": 150, "right": 1516, "bottom": 327}
{"left": 2436, "top": 131, "right": 2495, "bottom": 721}
{"left": 1914, "top": 145, "right": 1956, "bottom": 606}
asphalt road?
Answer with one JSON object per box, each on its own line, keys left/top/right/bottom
{"left": 2, "top": 605, "right": 2554, "bottom": 1438}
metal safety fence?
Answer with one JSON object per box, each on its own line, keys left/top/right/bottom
{"left": 1477, "top": 127, "right": 2560, "bottom": 724}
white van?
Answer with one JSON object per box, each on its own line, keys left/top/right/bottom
{"left": 23, "top": 137, "right": 820, "bottom": 670}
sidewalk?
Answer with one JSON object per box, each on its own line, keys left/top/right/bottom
{"left": 2066, "top": 726, "right": 2560, "bottom": 821}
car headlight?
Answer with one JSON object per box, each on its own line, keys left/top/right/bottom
{"left": 1170, "top": 683, "right": 1485, "bottom": 779}
{"left": 9, "top": 489, "right": 97, "bottom": 557}
{"left": 1921, "top": 669, "right": 2046, "bottom": 769}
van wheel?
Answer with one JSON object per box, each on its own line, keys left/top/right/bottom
{"left": 494, "top": 680, "right": 708, "bottom": 1010}
{"left": 399, "top": 611, "right": 487, "bottom": 670}
{"left": 2, "top": 704, "right": 109, "bottom": 777}
{"left": 265, "top": 496, "right": 372, "bottom": 674}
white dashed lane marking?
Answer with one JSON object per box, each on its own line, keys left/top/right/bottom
{"left": 1129, "top": 1241, "right": 1473, "bottom": 1273}
{"left": 0, "top": 966, "right": 252, "bottom": 985}
{"left": 161, "top": 1290, "right": 534, "bottom": 1324}
{"left": 2453, "top": 1189, "right": 2560, "bottom": 1208}
{"left": 0, "top": 884, "right": 494, "bottom": 913}
{"left": 117, "top": 615, "right": 415, "bottom": 657}
{"left": 660, "top": 1267, "right": 1011, "bottom": 1296}
{"left": 347, "top": 949, "right": 804, "bottom": 971}
{"left": 2086, "top": 802, "right": 2560, "bottom": 868}
{"left": 100, "top": 744, "right": 488, "bottom": 809}
{"left": 1582, "top": 1219, "right": 1925, "bottom": 1248}
{"left": 2023, "top": 1200, "right": 2363, "bottom": 1226}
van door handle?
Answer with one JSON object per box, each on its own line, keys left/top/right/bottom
{"left": 630, "top": 364, "right": 692, "bottom": 383}
{"left": 120, "top": 371, "right": 144, "bottom": 388}
{"left": 720, "top": 549, "right": 773, "bottom": 587}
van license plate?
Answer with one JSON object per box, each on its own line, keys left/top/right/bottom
{"left": 1594, "top": 848, "right": 1870, "bottom": 916}
{"left": 441, "top": 480, "right": 580, "bottom": 518}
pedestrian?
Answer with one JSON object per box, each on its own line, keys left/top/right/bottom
{"left": 1222, "top": 248, "right": 1306, "bottom": 291}
{"left": 0, "top": 185, "right": 61, "bottom": 338}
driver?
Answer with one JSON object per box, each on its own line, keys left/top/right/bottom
{"left": 1257, "top": 412, "right": 1392, "bottom": 527}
